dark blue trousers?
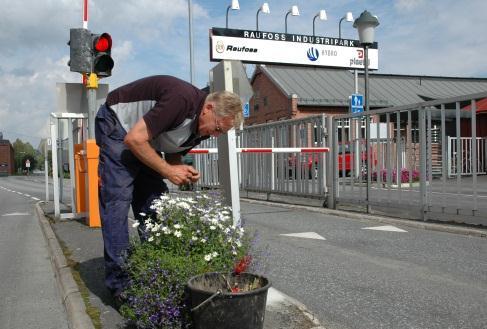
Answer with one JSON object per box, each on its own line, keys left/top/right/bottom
{"left": 95, "top": 104, "right": 168, "bottom": 296}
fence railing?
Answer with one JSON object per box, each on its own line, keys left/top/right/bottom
{"left": 193, "top": 114, "right": 329, "bottom": 199}
{"left": 331, "top": 90, "right": 487, "bottom": 225}
{"left": 448, "top": 137, "right": 487, "bottom": 176}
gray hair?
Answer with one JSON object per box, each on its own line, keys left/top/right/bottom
{"left": 205, "top": 91, "right": 243, "bottom": 128}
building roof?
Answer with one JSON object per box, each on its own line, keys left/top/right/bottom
{"left": 463, "top": 98, "right": 487, "bottom": 113}
{"left": 254, "top": 65, "right": 487, "bottom": 108}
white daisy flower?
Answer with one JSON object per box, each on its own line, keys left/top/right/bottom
{"left": 132, "top": 221, "right": 140, "bottom": 228}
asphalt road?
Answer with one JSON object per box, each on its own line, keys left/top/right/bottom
{"left": 0, "top": 175, "right": 68, "bottom": 329}
{"left": 2, "top": 175, "right": 486, "bottom": 329}
{"left": 242, "top": 202, "right": 487, "bottom": 329}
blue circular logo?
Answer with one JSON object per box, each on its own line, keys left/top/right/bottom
{"left": 307, "top": 47, "right": 319, "bottom": 61}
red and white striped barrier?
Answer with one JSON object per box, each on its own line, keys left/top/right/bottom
{"left": 189, "top": 147, "right": 330, "bottom": 154}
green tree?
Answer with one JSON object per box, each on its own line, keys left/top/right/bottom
{"left": 12, "top": 139, "right": 37, "bottom": 173}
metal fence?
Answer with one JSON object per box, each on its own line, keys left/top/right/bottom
{"left": 331, "top": 91, "right": 487, "bottom": 225}
{"left": 193, "top": 114, "right": 328, "bottom": 200}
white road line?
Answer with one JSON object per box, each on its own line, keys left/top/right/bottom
{"left": 17, "top": 192, "right": 24, "bottom": 195}
{"left": 280, "top": 232, "right": 326, "bottom": 240}
{"left": 362, "top": 225, "right": 408, "bottom": 232}
{"left": 2, "top": 212, "right": 30, "bottom": 216}
{"left": 31, "top": 197, "right": 40, "bottom": 201}
{"left": 24, "top": 194, "right": 31, "bottom": 197}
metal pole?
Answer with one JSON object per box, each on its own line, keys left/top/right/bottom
{"left": 285, "top": 12, "right": 290, "bottom": 34}
{"left": 364, "top": 44, "right": 371, "bottom": 213}
{"left": 67, "top": 119, "right": 77, "bottom": 213}
{"left": 87, "top": 88, "right": 96, "bottom": 138}
{"left": 257, "top": 10, "right": 260, "bottom": 32}
{"left": 326, "top": 116, "right": 335, "bottom": 208}
{"left": 188, "top": 0, "right": 195, "bottom": 84}
{"left": 83, "top": 0, "right": 88, "bottom": 29}
{"left": 419, "top": 109, "right": 427, "bottom": 220}
{"left": 45, "top": 140, "right": 49, "bottom": 201}
{"left": 50, "top": 119, "right": 60, "bottom": 218}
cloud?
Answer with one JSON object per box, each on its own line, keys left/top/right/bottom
{"left": 394, "top": 0, "right": 425, "bottom": 11}
{"left": 1, "top": 0, "right": 487, "bottom": 147}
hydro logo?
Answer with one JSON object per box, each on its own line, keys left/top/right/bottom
{"left": 307, "top": 47, "right": 319, "bottom": 61}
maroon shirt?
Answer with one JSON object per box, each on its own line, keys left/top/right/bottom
{"left": 106, "top": 75, "right": 207, "bottom": 143}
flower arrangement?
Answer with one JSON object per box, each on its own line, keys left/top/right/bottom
{"left": 371, "top": 168, "right": 420, "bottom": 184}
{"left": 119, "top": 192, "right": 252, "bottom": 329}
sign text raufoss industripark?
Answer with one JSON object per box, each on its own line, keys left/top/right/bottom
{"left": 210, "top": 28, "right": 378, "bottom": 70}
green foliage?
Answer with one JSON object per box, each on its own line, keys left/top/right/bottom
{"left": 120, "top": 192, "right": 251, "bottom": 329}
{"left": 12, "top": 138, "right": 38, "bottom": 171}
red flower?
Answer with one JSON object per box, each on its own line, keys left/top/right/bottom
{"left": 233, "top": 255, "right": 252, "bottom": 275}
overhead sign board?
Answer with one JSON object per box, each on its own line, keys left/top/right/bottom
{"left": 210, "top": 28, "right": 378, "bottom": 70}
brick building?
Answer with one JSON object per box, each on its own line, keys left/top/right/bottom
{"left": 0, "top": 133, "right": 15, "bottom": 176}
{"left": 246, "top": 64, "right": 487, "bottom": 125}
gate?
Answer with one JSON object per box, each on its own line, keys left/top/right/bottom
{"left": 330, "top": 91, "right": 487, "bottom": 225}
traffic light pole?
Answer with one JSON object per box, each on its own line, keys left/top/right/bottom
{"left": 86, "top": 73, "right": 98, "bottom": 138}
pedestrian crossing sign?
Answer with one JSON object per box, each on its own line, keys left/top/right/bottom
{"left": 350, "top": 93, "right": 364, "bottom": 113}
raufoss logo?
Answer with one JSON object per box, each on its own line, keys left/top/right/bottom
{"left": 307, "top": 47, "right": 319, "bottom": 61}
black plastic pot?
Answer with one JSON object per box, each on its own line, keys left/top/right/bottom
{"left": 187, "top": 272, "right": 271, "bottom": 329}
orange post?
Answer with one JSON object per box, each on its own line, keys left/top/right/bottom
{"left": 84, "top": 139, "right": 101, "bottom": 228}
{"left": 74, "top": 144, "right": 87, "bottom": 213}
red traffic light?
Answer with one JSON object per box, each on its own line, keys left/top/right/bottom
{"left": 94, "top": 33, "right": 112, "bottom": 52}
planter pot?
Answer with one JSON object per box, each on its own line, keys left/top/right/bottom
{"left": 187, "top": 272, "right": 271, "bottom": 329}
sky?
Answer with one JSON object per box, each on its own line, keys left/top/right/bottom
{"left": 0, "top": 0, "right": 486, "bottom": 147}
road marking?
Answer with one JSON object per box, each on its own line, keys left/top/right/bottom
{"left": 24, "top": 194, "right": 31, "bottom": 197}
{"left": 362, "top": 225, "right": 407, "bottom": 232}
{"left": 31, "top": 197, "right": 40, "bottom": 201}
{"left": 17, "top": 192, "right": 24, "bottom": 195}
{"left": 280, "top": 232, "right": 326, "bottom": 240}
{"left": 2, "top": 212, "right": 31, "bottom": 216}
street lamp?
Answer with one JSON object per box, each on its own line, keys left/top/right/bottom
{"left": 353, "top": 10, "right": 379, "bottom": 213}
{"left": 338, "top": 12, "right": 353, "bottom": 39}
{"left": 256, "top": 3, "right": 270, "bottom": 31}
{"left": 312, "top": 10, "right": 327, "bottom": 36}
{"left": 285, "top": 5, "right": 299, "bottom": 34}
{"left": 353, "top": 10, "right": 379, "bottom": 113}
{"left": 226, "top": 0, "right": 240, "bottom": 28}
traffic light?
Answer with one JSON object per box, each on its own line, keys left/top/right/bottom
{"left": 68, "top": 28, "right": 92, "bottom": 74}
{"left": 91, "top": 33, "right": 114, "bottom": 78}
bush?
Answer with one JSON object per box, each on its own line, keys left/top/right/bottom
{"left": 120, "top": 192, "right": 251, "bottom": 329}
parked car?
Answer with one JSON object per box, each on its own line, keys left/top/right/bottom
{"left": 287, "top": 142, "right": 368, "bottom": 178}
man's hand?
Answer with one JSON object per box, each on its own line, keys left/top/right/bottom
{"left": 166, "top": 164, "right": 200, "bottom": 186}
{"left": 125, "top": 119, "right": 202, "bottom": 186}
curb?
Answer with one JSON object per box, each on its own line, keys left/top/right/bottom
{"left": 267, "top": 288, "right": 325, "bottom": 329}
{"left": 241, "top": 198, "right": 487, "bottom": 238}
{"left": 35, "top": 202, "right": 95, "bottom": 329}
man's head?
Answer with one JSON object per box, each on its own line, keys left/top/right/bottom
{"left": 198, "top": 91, "right": 243, "bottom": 137}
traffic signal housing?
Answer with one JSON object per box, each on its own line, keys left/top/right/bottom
{"left": 68, "top": 28, "right": 114, "bottom": 78}
{"left": 92, "top": 33, "right": 114, "bottom": 78}
{"left": 68, "top": 28, "right": 92, "bottom": 74}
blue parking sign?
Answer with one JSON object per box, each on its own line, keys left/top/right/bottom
{"left": 350, "top": 94, "right": 364, "bottom": 113}
{"left": 243, "top": 102, "right": 250, "bottom": 118}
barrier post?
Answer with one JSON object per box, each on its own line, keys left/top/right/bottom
{"left": 84, "top": 139, "right": 101, "bottom": 227}
{"left": 74, "top": 144, "right": 87, "bottom": 213}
